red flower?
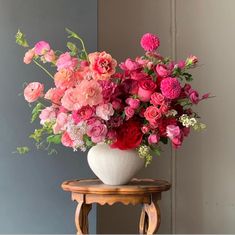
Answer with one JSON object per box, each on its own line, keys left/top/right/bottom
{"left": 111, "top": 120, "right": 143, "bottom": 150}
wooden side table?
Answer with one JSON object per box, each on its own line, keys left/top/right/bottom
{"left": 61, "top": 178, "right": 171, "bottom": 234}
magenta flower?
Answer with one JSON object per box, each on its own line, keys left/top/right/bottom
{"left": 140, "top": 33, "right": 160, "bottom": 52}
{"left": 34, "top": 41, "right": 50, "bottom": 55}
{"left": 160, "top": 77, "right": 181, "bottom": 99}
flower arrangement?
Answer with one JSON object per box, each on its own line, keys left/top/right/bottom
{"left": 15, "top": 29, "right": 210, "bottom": 165}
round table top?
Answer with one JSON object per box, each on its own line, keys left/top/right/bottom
{"left": 61, "top": 178, "right": 171, "bottom": 195}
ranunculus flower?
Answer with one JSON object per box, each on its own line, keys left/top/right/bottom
{"left": 111, "top": 120, "right": 143, "bottom": 150}
{"left": 76, "top": 79, "right": 103, "bottom": 107}
{"left": 150, "top": 92, "right": 165, "bottom": 106}
{"left": 87, "top": 120, "right": 107, "bottom": 143}
{"left": 160, "top": 77, "right": 181, "bottom": 99}
{"left": 189, "top": 90, "right": 200, "bottom": 104}
{"left": 54, "top": 68, "right": 76, "bottom": 89}
{"left": 138, "top": 79, "right": 157, "bottom": 101}
{"left": 96, "top": 103, "right": 114, "bottom": 121}
{"left": 156, "top": 64, "right": 170, "bottom": 77}
{"left": 34, "top": 41, "right": 50, "bottom": 55}
{"left": 39, "top": 106, "right": 56, "bottom": 125}
{"left": 144, "top": 106, "right": 162, "bottom": 125}
{"left": 53, "top": 112, "right": 68, "bottom": 134}
{"left": 45, "top": 87, "right": 64, "bottom": 104}
{"left": 88, "top": 51, "right": 117, "bottom": 80}
{"left": 61, "top": 87, "right": 81, "bottom": 111}
{"left": 119, "top": 58, "right": 140, "bottom": 71}
{"left": 61, "top": 131, "right": 74, "bottom": 147}
{"left": 23, "top": 49, "right": 35, "bottom": 64}
{"left": 56, "top": 52, "right": 78, "bottom": 71}
{"left": 166, "top": 125, "right": 181, "bottom": 139}
{"left": 148, "top": 134, "right": 160, "bottom": 144}
{"left": 140, "top": 33, "right": 160, "bottom": 52}
{"left": 44, "top": 49, "right": 56, "bottom": 62}
{"left": 124, "top": 106, "right": 135, "bottom": 120}
{"left": 126, "top": 98, "right": 140, "bottom": 109}
{"left": 72, "top": 106, "right": 94, "bottom": 124}
{"left": 24, "top": 82, "right": 44, "bottom": 103}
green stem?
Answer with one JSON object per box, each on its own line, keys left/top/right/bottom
{"left": 33, "top": 59, "right": 54, "bottom": 79}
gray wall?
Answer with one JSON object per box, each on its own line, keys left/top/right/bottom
{"left": 0, "top": 0, "right": 97, "bottom": 233}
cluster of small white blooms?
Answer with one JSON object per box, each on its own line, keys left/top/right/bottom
{"left": 165, "top": 109, "right": 177, "bottom": 117}
{"left": 179, "top": 114, "right": 206, "bottom": 130}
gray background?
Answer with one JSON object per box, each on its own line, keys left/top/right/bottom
{"left": 0, "top": 0, "right": 97, "bottom": 233}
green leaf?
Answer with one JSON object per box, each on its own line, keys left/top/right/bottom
{"left": 79, "top": 50, "right": 87, "bottom": 60}
{"left": 47, "top": 134, "right": 61, "bottom": 144}
{"left": 15, "top": 146, "right": 30, "bottom": 154}
{"left": 31, "top": 102, "right": 44, "bottom": 123}
{"left": 160, "top": 137, "right": 168, "bottom": 145}
{"left": 83, "top": 135, "right": 94, "bottom": 147}
{"left": 183, "top": 72, "right": 193, "bottom": 82}
{"left": 67, "top": 42, "right": 78, "bottom": 56}
{"left": 15, "top": 30, "right": 29, "bottom": 47}
{"left": 65, "top": 28, "right": 80, "bottom": 39}
{"left": 151, "top": 147, "right": 161, "bottom": 156}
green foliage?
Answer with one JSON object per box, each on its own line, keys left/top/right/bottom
{"left": 47, "top": 134, "right": 61, "bottom": 144}
{"left": 83, "top": 135, "right": 94, "bottom": 148}
{"left": 160, "top": 137, "right": 168, "bottom": 145}
{"left": 31, "top": 102, "right": 44, "bottom": 123}
{"left": 150, "top": 146, "right": 161, "bottom": 156}
{"left": 67, "top": 42, "right": 78, "bottom": 56}
{"left": 15, "top": 30, "right": 29, "bottom": 47}
{"left": 182, "top": 72, "right": 193, "bottom": 82}
{"left": 15, "top": 146, "right": 30, "bottom": 155}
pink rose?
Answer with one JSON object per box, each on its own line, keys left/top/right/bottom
{"left": 124, "top": 106, "right": 135, "bottom": 120}
{"left": 156, "top": 64, "right": 170, "bottom": 77}
{"left": 45, "top": 88, "right": 64, "bottom": 105}
{"left": 138, "top": 80, "right": 157, "bottom": 101}
{"left": 53, "top": 112, "right": 68, "bottom": 134}
{"left": 160, "top": 101, "right": 170, "bottom": 114}
{"left": 144, "top": 106, "right": 161, "bottom": 125}
{"left": 150, "top": 92, "right": 165, "bottom": 106}
{"left": 24, "top": 82, "right": 44, "bottom": 103}
{"left": 172, "top": 132, "right": 184, "bottom": 149}
{"left": 130, "top": 71, "right": 149, "bottom": 81}
{"left": 148, "top": 134, "right": 160, "bottom": 144}
{"left": 61, "top": 131, "right": 73, "bottom": 147}
{"left": 183, "top": 83, "right": 192, "bottom": 95}
{"left": 54, "top": 68, "right": 76, "bottom": 89}
{"left": 88, "top": 51, "right": 117, "bottom": 80}
{"left": 140, "top": 33, "right": 160, "bottom": 52}
{"left": 61, "top": 87, "right": 81, "bottom": 111}
{"left": 44, "top": 49, "right": 56, "bottom": 62}
{"left": 126, "top": 98, "right": 140, "bottom": 109}
{"left": 23, "top": 49, "right": 35, "bottom": 64}
{"left": 189, "top": 90, "right": 200, "bottom": 104}
{"left": 72, "top": 106, "right": 94, "bottom": 124}
{"left": 87, "top": 120, "right": 107, "bottom": 143}
{"left": 34, "top": 41, "right": 50, "bottom": 55}
{"left": 166, "top": 125, "right": 180, "bottom": 139}
{"left": 120, "top": 58, "right": 140, "bottom": 71}
{"left": 56, "top": 52, "right": 78, "bottom": 71}
{"left": 96, "top": 103, "right": 114, "bottom": 121}
{"left": 160, "top": 77, "right": 181, "bottom": 99}
{"left": 39, "top": 106, "right": 56, "bottom": 125}
{"left": 177, "top": 60, "right": 186, "bottom": 69}
{"left": 141, "top": 125, "right": 149, "bottom": 134}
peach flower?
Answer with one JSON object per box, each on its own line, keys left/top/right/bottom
{"left": 54, "top": 68, "right": 76, "bottom": 89}
{"left": 39, "top": 106, "right": 56, "bottom": 125}
{"left": 45, "top": 87, "right": 65, "bottom": 105}
{"left": 88, "top": 51, "right": 117, "bottom": 80}
{"left": 24, "top": 82, "right": 44, "bottom": 103}
{"left": 53, "top": 112, "right": 68, "bottom": 134}
{"left": 56, "top": 52, "right": 78, "bottom": 71}
{"left": 23, "top": 49, "right": 35, "bottom": 64}
{"left": 61, "top": 87, "right": 81, "bottom": 111}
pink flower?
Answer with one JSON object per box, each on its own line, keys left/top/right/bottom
{"left": 189, "top": 90, "right": 200, "bottom": 104}
{"left": 120, "top": 58, "right": 140, "bottom": 71}
{"left": 160, "top": 101, "right": 170, "bottom": 114}
{"left": 88, "top": 51, "right": 117, "bottom": 80}
{"left": 39, "top": 106, "right": 56, "bottom": 125}
{"left": 98, "top": 80, "right": 117, "bottom": 102}
{"left": 186, "top": 55, "right": 198, "bottom": 67}
{"left": 96, "top": 103, "right": 114, "bottom": 121}
{"left": 72, "top": 106, "right": 94, "bottom": 124}
{"left": 61, "top": 87, "right": 81, "bottom": 111}
{"left": 61, "top": 131, "right": 73, "bottom": 147}
{"left": 144, "top": 106, "right": 162, "bottom": 125}
{"left": 130, "top": 71, "right": 149, "bottom": 81}
{"left": 107, "top": 130, "right": 117, "bottom": 142}
{"left": 160, "top": 77, "right": 181, "bottom": 99}
{"left": 87, "top": 120, "right": 107, "bottom": 143}
{"left": 112, "top": 99, "right": 123, "bottom": 110}
{"left": 141, "top": 125, "right": 149, "bottom": 134}
{"left": 126, "top": 98, "right": 140, "bottom": 109}
{"left": 150, "top": 92, "right": 165, "bottom": 106}
{"left": 140, "top": 33, "right": 160, "bottom": 52}
{"left": 138, "top": 79, "right": 157, "bottom": 101}
{"left": 56, "top": 52, "right": 78, "bottom": 71}
{"left": 171, "top": 132, "right": 184, "bottom": 149}
{"left": 24, "top": 82, "right": 44, "bottom": 103}
{"left": 124, "top": 106, "right": 135, "bottom": 120}
{"left": 177, "top": 60, "right": 186, "bottom": 69}
{"left": 45, "top": 88, "right": 64, "bottom": 104}
{"left": 53, "top": 112, "right": 68, "bottom": 134}
{"left": 23, "top": 49, "right": 35, "bottom": 64}
{"left": 156, "top": 64, "right": 170, "bottom": 77}
{"left": 166, "top": 125, "right": 180, "bottom": 139}
{"left": 44, "top": 49, "right": 56, "bottom": 62}
{"left": 76, "top": 79, "right": 103, "bottom": 107}
{"left": 54, "top": 69, "right": 76, "bottom": 89}
{"left": 148, "top": 134, "right": 160, "bottom": 144}
{"left": 34, "top": 41, "right": 50, "bottom": 55}
{"left": 183, "top": 83, "right": 192, "bottom": 95}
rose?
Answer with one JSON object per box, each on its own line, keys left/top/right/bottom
{"left": 155, "top": 64, "right": 170, "bottom": 77}
{"left": 72, "top": 106, "right": 94, "bottom": 124}
{"left": 24, "top": 82, "right": 44, "bottom": 103}
{"left": 119, "top": 58, "right": 140, "bottom": 71}
{"left": 61, "top": 87, "right": 81, "bottom": 111}
{"left": 150, "top": 92, "right": 165, "bottom": 106}
{"left": 96, "top": 103, "right": 114, "bottom": 121}
{"left": 54, "top": 68, "right": 76, "bottom": 89}
{"left": 144, "top": 106, "right": 161, "bottom": 125}
{"left": 138, "top": 79, "right": 157, "bottom": 101}
{"left": 130, "top": 71, "right": 149, "bottom": 81}
{"left": 23, "top": 49, "right": 35, "bottom": 64}
{"left": 160, "top": 77, "right": 181, "bottom": 99}
{"left": 126, "top": 98, "right": 140, "bottom": 109}
{"left": 53, "top": 112, "right": 68, "bottom": 134}
{"left": 87, "top": 120, "right": 107, "bottom": 143}
{"left": 166, "top": 125, "right": 180, "bottom": 139}
{"left": 45, "top": 88, "right": 64, "bottom": 105}
{"left": 34, "top": 41, "right": 50, "bottom": 55}
{"left": 160, "top": 101, "right": 170, "bottom": 114}
{"left": 56, "top": 52, "right": 78, "bottom": 71}
{"left": 148, "top": 134, "right": 160, "bottom": 144}
{"left": 189, "top": 90, "right": 200, "bottom": 104}
{"left": 183, "top": 83, "right": 192, "bottom": 95}
{"left": 111, "top": 120, "right": 143, "bottom": 150}
{"left": 171, "top": 132, "right": 184, "bottom": 149}
{"left": 124, "top": 106, "right": 135, "bottom": 120}
{"left": 141, "top": 125, "right": 149, "bottom": 134}
{"left": 39, "top": 106, "right": 56, "bottom": 125}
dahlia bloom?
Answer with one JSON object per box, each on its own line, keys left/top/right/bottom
{"left": 160, "top": 77, "right": 181, "bottom": 99}
{"left": 140, "top": 33, "right": 160, "bottom": 52}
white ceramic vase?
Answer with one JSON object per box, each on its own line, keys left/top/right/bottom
{"left": 87, "top": 143, "right": 145, "bottom": 185}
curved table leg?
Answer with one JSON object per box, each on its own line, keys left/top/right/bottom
{"left": 139, "top": 196, "right": 161, "bottom": 234}
{"left": 75, "top": 202, "right": 92, "bottom": 235}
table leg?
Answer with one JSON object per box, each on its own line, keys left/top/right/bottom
{"left": 75, "top": 202, "right": 92, "bottom": 235}
{"left": 139, "top": 197, "right": 161, "bottom": 234}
